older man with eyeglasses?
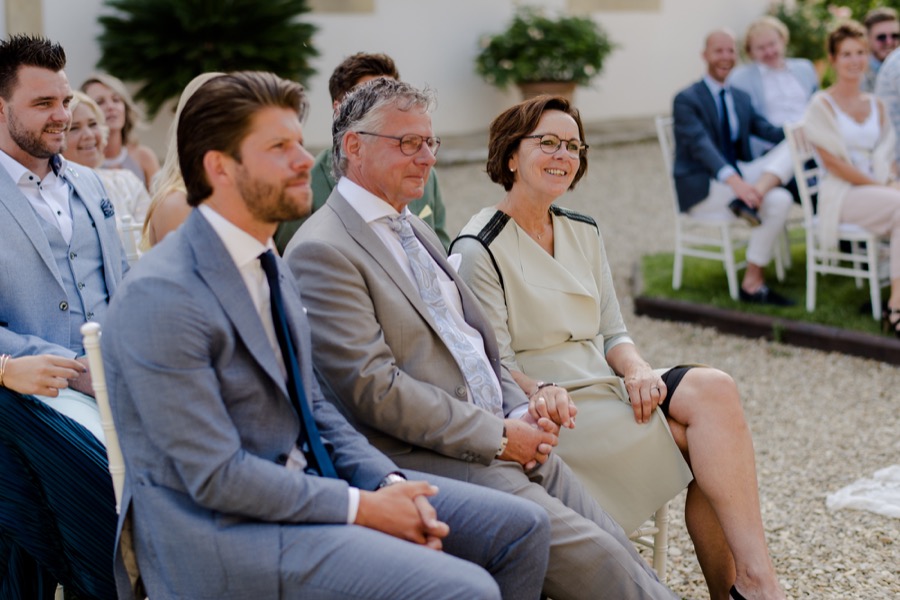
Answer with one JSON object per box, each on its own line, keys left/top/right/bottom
{"left": 283, "top": 77, "right": 679, "bottom": 600}
{"left": 863, "top": 7, "right": 900, "bottom": 92}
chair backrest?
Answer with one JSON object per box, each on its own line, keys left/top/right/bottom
{"left": 783, "top": 123, "right": 821, "bottom": 228}
{"left": 80, "top": 322, "right": 124, "bottom": 513}
{"left": 655, "top": 116, "right": 680, "bottom": 217}
{"left": 118, "top": 215, "right": 143, "bottom": 267}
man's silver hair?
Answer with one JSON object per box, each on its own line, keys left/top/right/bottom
{"left": 331, "top": 78, "right": 437, "bottom": 179}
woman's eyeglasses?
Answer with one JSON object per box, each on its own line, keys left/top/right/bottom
{"left": 522, "top": 134, "right": 588, "bottom": 158}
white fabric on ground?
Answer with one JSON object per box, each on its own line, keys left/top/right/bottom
{"left": 826, "top": 465, "right": 900, "bottom": 518}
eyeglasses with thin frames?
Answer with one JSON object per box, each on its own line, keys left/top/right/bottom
{"left": 356, "top": 131, "right": 441, "bottom": 156}
{"left": 875, "top": 32, "right": 900, "bottom": 43}
{"left": 522, "top": 134, "right": 588, "bottom": 158}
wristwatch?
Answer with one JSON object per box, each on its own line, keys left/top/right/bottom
{"left": 495, "top": 425, "right": 508, "bottom": 457}
{"left": 377, "top": 472, "right": 407, "bottom": 489}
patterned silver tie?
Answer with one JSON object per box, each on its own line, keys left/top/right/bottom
{"left": 389, "top": 214, "right": 503, "bottom": 416}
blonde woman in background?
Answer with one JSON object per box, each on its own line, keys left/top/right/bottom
{"left": 63, "top": 91, "right": 151, "bottom": 224}
{"left": 729, "top": 16, "right": 818, "bottom": 158}
{"left": 142, "top": 72, "right": 224, "bottom": 248}
{"left": 81, "top": 72, "right": 160, "bottom": 189}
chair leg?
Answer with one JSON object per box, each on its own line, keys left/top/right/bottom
{"left": 652, "top": 503, "right": 669, "bottom": 581}
{"left": 806, "top": 255, "right": 817, "bottom": 313}
{"left": 721, "top": 227, "right": 740, "bottom": 300}
{"left": 672, "top": 246, "right": 684, "bottom": 291}
{"left": 867, "top": 244, "right": 882, "bottom": 321}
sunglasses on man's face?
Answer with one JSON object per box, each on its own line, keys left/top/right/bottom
{"left": 875, "top": 33, "right": 900, "bottom": 43}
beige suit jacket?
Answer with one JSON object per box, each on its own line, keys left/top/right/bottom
{"left": 285, "top": 191, "right": 529, "bottom": 479}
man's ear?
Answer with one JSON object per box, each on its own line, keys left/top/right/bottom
{"left": 203, "top": 150, "right": 233, "bottom": 189}
{"left": 343, "top": 131, "right": 362, "bottom": 160}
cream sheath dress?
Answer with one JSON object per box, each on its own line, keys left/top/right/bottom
{"left": 452, "top": 206, "right": 693, "bottom": 534}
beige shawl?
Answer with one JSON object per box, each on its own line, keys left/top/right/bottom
{"left": 802, "top": 91, "right": 895, "bottom": 251}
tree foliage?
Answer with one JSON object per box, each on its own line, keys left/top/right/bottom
{"left": 97, "top": 0, "right": 318, "bottom": 118}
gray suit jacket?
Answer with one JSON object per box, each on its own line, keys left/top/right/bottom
{"left": 0, "top": 160, "right": 127, "bottom": 357}
{"left": 672, "top": 79, "right": 785, "bottom": 212}
{"left": 285, "top": 191, "right": 529, "bottom": 480}
{"left": 728, "top": 59, "right": 818, "bottom": 156}
{"left": 102, "top": 210, "right": 398, "bottom": 599}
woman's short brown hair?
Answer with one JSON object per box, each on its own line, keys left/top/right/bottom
{"left": 828, "top": 20, "right": 867, "bottom": 57}
{"left": 486, "top": 95, "right": 588, "bottom": 192}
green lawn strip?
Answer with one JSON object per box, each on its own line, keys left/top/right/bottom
{"left": 639, "top": 242, "right": 884, "bottom": 336}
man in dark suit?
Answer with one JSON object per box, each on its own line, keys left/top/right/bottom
{"left": 101, "top": 70, "right": 550, "bottom": 600}
{"left": 673, "top": 28, "right": 795, "bottom": 305}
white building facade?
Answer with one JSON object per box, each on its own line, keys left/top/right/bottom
{"left": 1, "top": 0, "right": 770, "bottom": 151}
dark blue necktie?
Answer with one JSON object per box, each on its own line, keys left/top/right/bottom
{"left": 719, "top": 88, "right": 737, "bottom": 168}
{"left": 259, "top": 250, "right": 337, "bottom": 478}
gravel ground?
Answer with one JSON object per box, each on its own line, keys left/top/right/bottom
{"left": 437, "top": 139, "right": 900, "bottom": 599}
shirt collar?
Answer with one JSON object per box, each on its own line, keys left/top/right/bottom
{"left": 337, "top": 176, "right": 411, "bottom": 224}
{"left": 0, "top": 149, "right": 67, "bottom": 184}
{"left": 197, "top": 204, "right": 274, "bottom": 269}
{"left": 703, "top": 74, "right": 727, "bottom": 96}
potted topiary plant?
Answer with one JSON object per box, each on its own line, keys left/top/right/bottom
{"left": 475, "top": 7, "right": 617, "bottom": 101}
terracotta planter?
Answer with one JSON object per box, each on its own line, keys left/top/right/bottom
{"left": 516, "top": 81, "right": 577, "bottom": 102}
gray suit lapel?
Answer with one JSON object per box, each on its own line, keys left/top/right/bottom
{"left": 328, "top": 193, "right": 443, "bottom": 330}
{"left": 0, "top": 162, "right": 61, "bottom": 280}
{"left": 65, "top": 165, "right": 122, "bottom": 295}
{"left": 186, "top": 212, "right": 288, "bottom": 396}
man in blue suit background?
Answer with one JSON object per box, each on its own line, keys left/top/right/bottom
{"left": 673, "top": 28, "right": 795, "bottom": 306}
{"left": 101, "top": 71, "right": 550, "bottom": 599}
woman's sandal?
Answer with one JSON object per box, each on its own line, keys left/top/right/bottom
{"left": 882, "top": 307, "right": 900, "bottom": 338}
{"left": 729, "top": 586, "right": 747, "bottom": 600}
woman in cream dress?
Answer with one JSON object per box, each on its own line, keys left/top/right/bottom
{"left": 803, "top": 21, "right": 900, "bottom": 336}
{"left": 452, "top": 96, "right": 785, "bottom": 600}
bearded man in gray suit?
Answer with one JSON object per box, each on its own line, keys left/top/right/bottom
{"left": 101, "top": 71, "right": 550, "bottom": 600}
{"left": 284, "top": 77, "right": 677, "bottom": 600}
{"left": 0, "top": 35, "right": 126, "bottom": 599}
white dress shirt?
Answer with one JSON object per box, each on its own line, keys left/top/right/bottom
{"left": 198, "top": 204, "right": 359, "bottom": 522}
{"left": 0, "top": 150, "right": 74, "bottom": 243}
{"left": 337, "top": 177, "right": 504, "bottom": 406}
{"left": 759, "top": 63, "right": 809, "bottom": 126}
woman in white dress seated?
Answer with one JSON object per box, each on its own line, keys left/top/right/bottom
{"left": 63, "top": 91, "right": 151, "bottom": 225}
{"left": 802, "top": 21, "right": 900, "bottom": 336}
{"left": 451, "top": 95, "right": 785, "bottom": 600}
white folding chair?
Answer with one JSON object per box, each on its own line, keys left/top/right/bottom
{"left": 118, "top": 215, "right": 143, "bottom": 267}
{"left": 783, "top": 123, "right": 889, "bottom": 320}
{"left": 656, "top": 116, "right": 786, "bottom": 300}
{"left": 80, "top": 322, "right": 124, "bottom": 511}
{"left": 630, "top": 504, "right": 670, "bottom": 580}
